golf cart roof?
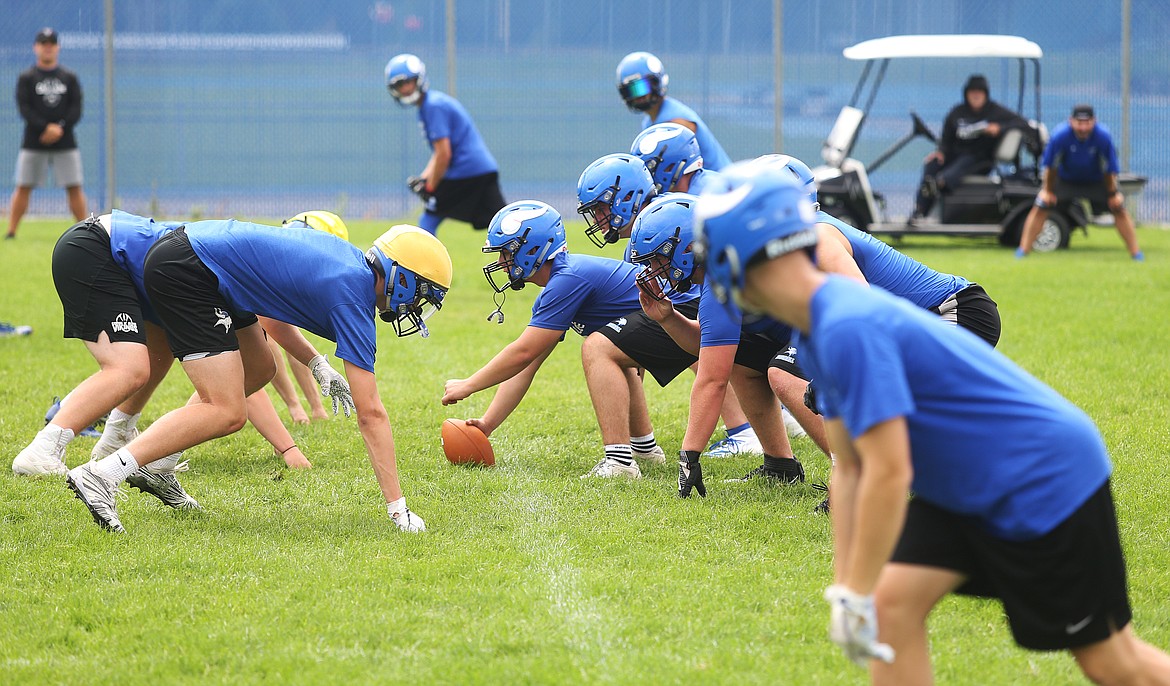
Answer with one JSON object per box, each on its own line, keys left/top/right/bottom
{"left": 844, "top": 35, "right": 1043, "bottom": 61}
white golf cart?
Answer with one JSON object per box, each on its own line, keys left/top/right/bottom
{"left": 814, "top": 34, "right": 1145, "bottom": 251}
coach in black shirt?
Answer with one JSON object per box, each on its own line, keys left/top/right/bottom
{"left": 7, "top": 27, "right": 88, "bottom": 239}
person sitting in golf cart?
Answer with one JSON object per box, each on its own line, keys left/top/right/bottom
{"left": 910, "top": 74, "right": 1030, "bottom": 224}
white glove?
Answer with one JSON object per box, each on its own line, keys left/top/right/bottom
{"left": 309, "top": 354, "right": 354, "bottom": 417}
{"left": 824, "top": 584, "right": 895, "bottom": 667}
{"left": 388, "top": 501, "right": 426, "bottom": 532}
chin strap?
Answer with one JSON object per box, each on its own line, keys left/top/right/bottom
{"left": 486, "top": 291, "right": 506, "bottom": 324}
{"left": 418, "top": 319, "right": 430, "bottom": 338}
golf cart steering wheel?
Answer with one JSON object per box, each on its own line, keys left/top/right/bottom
{"left": 910, "top": 111, "right": 938, "bottom": 144}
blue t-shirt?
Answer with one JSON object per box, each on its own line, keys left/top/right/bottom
{"left": 419, "top": 90, "right": 498, "bottom": 180}
{"left": 697, "top": 279, "right": 744, "bottom": 348}
{"left": 528, "top": 252, "right": 641, "bottom": 336}
{"left": 185, "top": 220, "right": 380, "bottom": 372}
{"left": 1043, "top": 122, "right": 1120, "bottom": 183}
{"left": 108, "top": 210, "right": 185, "bottom": 323}
{"left": 799, "top": 276, "right": 1111, "bottom": 540}
{"left": 687, "top": 167, "right": 721, "bottom": 195}
{"left": 642, "top": 96, "right": 732, "bottom": 171}
{"left": 818, "top": 211, "right": 968, "bottom": 309}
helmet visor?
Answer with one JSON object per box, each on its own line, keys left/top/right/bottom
{"left": 619, "top": 77, "right": 653, "bottom": 101}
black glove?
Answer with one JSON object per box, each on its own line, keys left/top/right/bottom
{"left": 407, "top": 176, "right": 432, "bottom": 202}
{"left": 803, "top": 380, "right": 821, "bottom": 416}
{"left": 678, "top": 450, "right": 706, "bottom": 498}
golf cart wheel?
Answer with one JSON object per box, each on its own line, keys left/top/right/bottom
{"left": 1030, "top": 213, "right": 1071, "bottom": 252}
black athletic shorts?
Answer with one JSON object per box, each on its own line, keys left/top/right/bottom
{"left": 767, "top": 345, "right": 810, "bottom": 381}
{"left": 1040, "top": 178, "right": 1116, "bottom": 215}
{"left": 52, "top": 217, "right": 148, "bottom": 344}
{"left": 143, "top": 228, "right": 258, "bottom": 360}
{"left": 431, "top": 171, "right": 506, "bottom": 230}
{"left": 891, "top": 481, "right": 1132, "bottom": 651}
{"left": 595, "top": 300, "right": 700, "bottom": 386}
{"left": 933, "top": 284, "right": 1001, "bottom": 348}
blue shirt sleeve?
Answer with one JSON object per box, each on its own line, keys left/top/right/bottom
{"left": 815, "top": 319, "right": 916, "bottom": 437}
{"left": 529, "top": 273, "right": 591, "bottom": 332}
{"left": 329, "top": 303, "right": 378, "bottom": 373}
{"left": 1042, "top": 125, "right": 1068, "bottom": 168}
{"left": 697, "top": 281, "right": 741, "bottom": 347}
{"left": 422, "top": 100, "right": 452, "bottom": 142}
{"left": 1100, "top": 128, "right": 1121, "bottom": 175}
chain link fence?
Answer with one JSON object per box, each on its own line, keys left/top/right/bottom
{"left": 3, "top": 0, "right": 1167, "bottom": 223}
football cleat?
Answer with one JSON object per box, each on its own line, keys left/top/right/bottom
{"left": 391, "top": 507, "right": 426, "bottom": 533}
{"left": 580, "top": 458, "right": 642, "bottom": 480}
{"left": 723, "top": 459, "right": 805, "bottom": 484}
{"left": 704, "top": 427, "right": 764, "bottom": 458}
{"left": 633, "top": 445, "right": 667, "bottom": 465}
{"left": 12, "top": 428, "right": 72, "bottom": 476}
{"left": 66, "top": 463, "right": 125, "bottom": 532}
{"left": 44, "top": 396, "right": 103, "bottom": 438}
{"left": 812, "top": 480, "right": 831, "bottom": 514}
{"left": 126, "top": 466, "right": 200, "bottom": 510}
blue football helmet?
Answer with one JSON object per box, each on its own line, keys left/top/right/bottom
{"left": 616, "top": 51, "right": 668, "bottom": 112}
{"left": 482, "top": 201, "right": 567, "bottom": 293}
{"left": 694, "top": 162, "right": 819, "bottom": 308}
{"left": 753, "top": 154, "right": 819, "bottom": 209}
{"left": 385, "top": 53, "right": 427, "bottom": 106}
{"left": 628, "top": 194, "right": 699, "bottom": 301}
{"left": 631, "top": 123, "right": 703, "bottom": 193}
{"left": 576, "top": 153, "right": 657, "bottom": 248}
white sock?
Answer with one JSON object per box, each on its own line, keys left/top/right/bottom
{"left": 107, "top": 409, "right": 141, "bottom": 430}
{"left": 146, "top": 451, "right": 182, "bottom": 474}
{"left": 91, "top": 448, "right": 140, "bottom": 484}
{"left": 604, "top": 444, "right": 634, "bottom": 466}
{"left": 387, "top": 497, "right": 408, "bottom": 516}
{"left": 630, "top": 433, "right": 658, "bottom": 453}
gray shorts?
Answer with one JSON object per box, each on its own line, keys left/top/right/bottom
{"left": 14, "top": 148, "right": 84, "bottom": 188}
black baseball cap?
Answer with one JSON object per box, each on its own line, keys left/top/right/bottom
{"left": 35, "top": 27, "right": 58, "bottom": 44}
{"left": 1071, "top": 104, "right": 1095, "bottom": 120}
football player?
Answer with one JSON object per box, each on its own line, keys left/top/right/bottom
{"left": 616, "top": 51, "right": 732, "bottom": 171}
{"left": 697, "top": 164, "right": 1170, "bottom": 683}
{"left": 386, "top": 53, "right": 506, "bottom": 235}
{"left": 64, "top": 217, "right": 449, "bottom": 533}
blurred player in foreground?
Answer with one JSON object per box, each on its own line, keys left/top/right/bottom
{"left": 696, "top": 165, "right": 1170, "bottom": 684}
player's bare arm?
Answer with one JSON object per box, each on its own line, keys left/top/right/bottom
{"left": 344, "top": 361, "right": 402, "bottom": 503}
{"left": 681, "top": 344, "right": 736, "bottom": 452}
{"left": 815, "top": 225, "right": 868, "bottom": 284}
{"left": 423, "top": 137, "right": 452, "bottom": 192}
{"left": 442, "top": 326, "right": 563, "bottom": 405}
{"left": 841, "top": 417, "right": 913, "bottom": 594}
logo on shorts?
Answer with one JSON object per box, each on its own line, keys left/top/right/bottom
{"left": 606, "top": 317, "right": 627, "bottom": 333}
{"left": 213, "top": 308, "right": 233, "bottom": 333}
{"left": 110, "top": 313, "right": 139, "bottom": 334}
{"left": 1065, "top": 615, "right": 1093, "bottom": 635}
{"left": 570, "top": 321, "right": 586, "bottom": 335}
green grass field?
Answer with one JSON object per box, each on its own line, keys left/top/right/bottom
{"left": 1, "top": 217, "right": 1168, "bottom": 685}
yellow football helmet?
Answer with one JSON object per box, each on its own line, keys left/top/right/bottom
{"left": 284, "top": 210, "right": 350, "bottom": 242}
{"left": 366, "top": 225, "right": 453, "bottom": 337}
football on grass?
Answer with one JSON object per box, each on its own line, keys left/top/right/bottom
{"left": 441, "top": 419, "right": 495, "bottom": 467}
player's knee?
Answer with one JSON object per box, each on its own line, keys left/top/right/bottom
{"left": 581, "top": 333, "right": 618, "bottom": 365}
